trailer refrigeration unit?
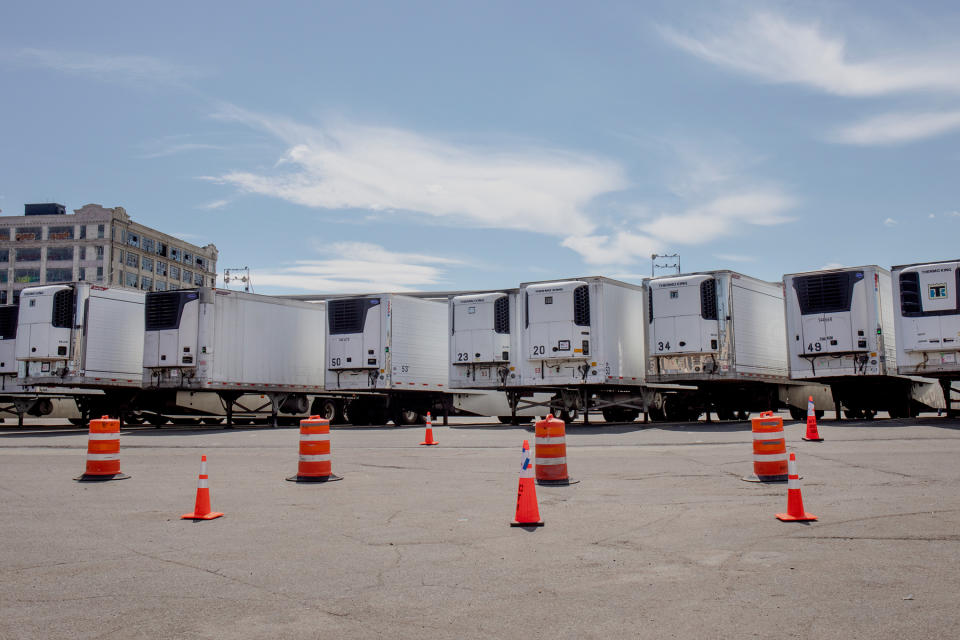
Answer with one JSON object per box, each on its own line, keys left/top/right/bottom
{"left": 142, "top": 288, "right": 326, "bottom": 427}
{"left": 784, "top": 266, "right": 942, "bottom": 419}
{"left": 449, "top": 291, "right": 520, "bottom": 390}
{"left": 892, "top": 259, "right": 960, "bottom": 415}
{"left": 326, "top": 294, "right": 449, "bottom": 425}
{"left": 647, "top": 271, "right": 831, "bottom": 421}
{"left": 16, "top": 284, "right": 146, "bottom": 419}
{"left": 509, "top": 276, "right": 665, "bottom": 423}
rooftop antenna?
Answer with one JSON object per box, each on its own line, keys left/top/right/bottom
{"left": 651, "top": 253, "right": 681, "bottom": 277}
{"left": 223, "top": 267, "right": 252, "bottom": 293}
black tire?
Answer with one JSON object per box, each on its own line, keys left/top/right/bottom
{"left": 317, "top": 399, "right": 338, "bottom": 422}
{"left": 863, "top": 409, "right": 876, "bottom": 421}
{"left": 734, "top": 410, "right": 750, "bottom": 422}
{"left": 550, "top": 407, "right": 577, "bottom": 423}
{"left": 788, "top": 407, "right": 805, "bottom": 421}
{"left": 647, "top": 406, "right": 666, "bottom": 422}
{"left": 601, "top": 408, "right": 620, "bottom": 422}
{"left": 844, "top": 409, "right": 863, "bottom": 420}
{"left": 148, "top": 414, "right": 168, "bottom": 427}
{"left": 716, "top": 408, "right": 735, "bottom": 421}
{"left": 201, "top": 417, "right": 223, "bottom": 426}
{"left": 68, "top": 417, "right": 87, "bottom": 426}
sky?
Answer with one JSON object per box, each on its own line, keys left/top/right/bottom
{"left": 1, "top": 1, "right": 958, "bottom": 294}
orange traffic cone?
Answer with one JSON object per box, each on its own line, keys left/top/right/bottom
{"left": 510, "top": 439, "right": 544, "bottom": 527}
{"left": 776, "top": 453, "right": 817, "bottom": 522}
{"left": 802, "top": 396, "right": 823, "bottom": 442}
{"left": 420, "top": 411, "right": 438, "bottom": 446}
{"left": 182, "top": 455, "right": 224, "bottom": 520}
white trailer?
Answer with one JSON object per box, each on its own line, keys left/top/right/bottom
{"left": 326, "top": 294, "right": 449, "bottom": 424}
{"left": 142, "top": 288, "right": 326, "bottom": 426}
{"left": 506, "top": 276, "right": 664, "bottom": 423}
{"left": 784, "top": 266, "right": 941, "bottom": 418}
{"left": 892, "top": 259, "right": 960, "bottom": 414}
{"left": 647, "top": 270, "right": 828, "bottom": 420}
{"left": 15, "top": 284, "right": 146, "bottom": 420}
{"left": 449, "top": 290, "right": 521, "bottom": 390}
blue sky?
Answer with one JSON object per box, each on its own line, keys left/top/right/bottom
{"left": 1, "top": 1, "right": 958, "bottom": 293}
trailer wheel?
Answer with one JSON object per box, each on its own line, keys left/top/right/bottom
{"left": 844, "top": 409, "right": 863, "bottom": 420}
{"left": 68, "top": 418, "right": 87, "bottom": 427}
{"left": 550, "top": 407, "right": 578, "bottom": 423}
{"left": 788, "top": 407, "right": 805, "bottom": 421}
{"left": 317, "top": 399, "right": 339, "bottom": 423}
{"left": 647, "top": 406, "right": 666, "bottom": 422}
{"left": 498, "top": 416, "right": 533, "bottom": 424}
{"left": 734, "top": 410, "right": 750, "bottom": 422}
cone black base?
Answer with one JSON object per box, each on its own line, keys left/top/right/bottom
{"left": 510, "top": 520, "right": 545, "bottom": 527}
{"left": 741, "top": 474, "right": 788, "bottom": 483}
{"left": 74, "top": 473, "right": 130, "bottom": 482}
{"left": 535, "top": 477, "right": 580, "bottom": 486}
{"left": 802, "top": 437, "right": 824, "bottom": 442}
{"left": 286, "top": 474, "right": 343, "bottom": 483}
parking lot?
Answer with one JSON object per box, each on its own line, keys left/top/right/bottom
{"left": 2, "top": 414, "right": 959, "bottom": 639}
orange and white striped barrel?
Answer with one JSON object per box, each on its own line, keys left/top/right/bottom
{"left": 75, "top": 415, "right": 129, "bottom": 481}
{"left": 286, "top": 416, "right": 342, "bottom": 483}
{"left": 534, "top": 415, "right": 578, "bottom": 486}
{"left": 743, "top": 411, "right": 788, "bottom": 482}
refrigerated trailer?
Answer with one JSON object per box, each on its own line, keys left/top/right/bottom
{"left": 449, "top": 291, "right": 521, "bottom": 390}
{"left": 506, "top": 276, "right": 679, "bottom": 423}
{"left": 784, "top": 266, "right": 942, "bottom": 418}
{"left": 647, "top": 270, "right": 828, "bottom": 420}
{"left": 326, "top": 294, "right": 450, "bottom": 424}
{"left": 892, "top": 259, "right": 960, "bottom": 414}
{"left": 142, "top": 288, "right": 326, "bottom": 426}
{"left": 16, "top": 284, "right": 146, "bottom": 418}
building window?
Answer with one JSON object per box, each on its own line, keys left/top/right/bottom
{"left": 47, "top": 246, "right": 73, "bottom": 261}
{"left": 0, "top": 249, "right": 8, "bottom": 262}
{"left": 116, "top": 250, "right": 123, "bottom": 262}
{"left": 0, "top": 291, "right": 6, "bottom": 304}
{"left": 0, "top": 228, "right": 8, "bottom": 241}
{"left": 79, "top": 267, "right": 87, "bottom": 281}
{"left": 194, "top": 272, "right": 204, "bottom": 286}
{"left": 183, "top": 251, "right": 193, "bottom": 264}
{"left": 183, "top": 269, "right": 192, "bottom": 282}
{"left": 48, "top": 225, "right": 74, "bottom": 240}
{"left": 169, "top": 247, "right": 180, "bottom": 262}
{"left": 96, "top": 246, "right": 105, "bottom": 260}
{"left": 155, "top": 280, "right": 166, "bottom": 291}
{"left": 11, "top": 291, "right": 19, "bottom": 305}
{"left": 142, "top": 237, "right": 155, "bottom": 253}
{"left": 14, "top": 268, "right": 40, "bottom": 283}
{"left": 169, "top": 265, "right": 180, "bottom": 280}
{"left": 0, "top": 270, "right": 7, "bottom": 283}
{"left": 156, "top": 261, "right": 166, "bottom": 276}
{"left": 46, "top": 268, "right": 73, "bottom": 283}
{"left": 96, "top": 266, "right": 103, "bottom": 282}
{"left": 141, "top": 276, "right": 153, "bottom": 290}
{"left": 141, "top": 256, "right": 154, "bottom": 272}
{"left": 156, "top": 242, "right": 167, "bottom": 257}
{"left": 196, "top": 257, "right": 206, "bottom": 270}
{"left": 127, "top": 232, "right": 139, "bottom": 248}
{"left": 97, "top": 224, "right": 105, "bottom": 239}
{"left": 126, "top": 253, "right": 139, "bottom": 268}
{"left": 80, "top": 225, "right": 87, "bottom": 240}
{"left": 16, "top": 248, "right": 41, "bottom": 262}
{"left": 125, "top": 272, "right": 138, "bottom": 287}
{"left": 15, "top": 227, "right": 42, "bottom": 241}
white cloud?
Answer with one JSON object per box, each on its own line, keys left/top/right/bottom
{"left": 833, "top": 110, "right": 960, "bottom": 145}
{"left": 561, "top": 189, "right": 794, "bottom": 264}
{"left": 10, "top": 48, "right": 202, "bottom": 86}
{"left": 250, "top": 242, "right": 461, "bottom": 293}
{"left": 884, "top": 217, "right": 898, "bottom": 226}
{"left": 198, "top": 199, "right": 230, "bottom": 210}
{"left": 639, "top": 190, "right": 795, "bottom": 244}
{"left": 208, "top": 106, "right": 626, "bottom": 236}
{"left": 561, "top": 233, "right": 661, "bottom": 266}
{"left": 659, "top": 12, "right": 960, "bottom": 97}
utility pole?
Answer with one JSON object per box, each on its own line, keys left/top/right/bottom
{"left": 223, "top": 267, "right": 252, "bottom": 293}
{"left": 651, "top": 253, "right": 681, "bottom": 277}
